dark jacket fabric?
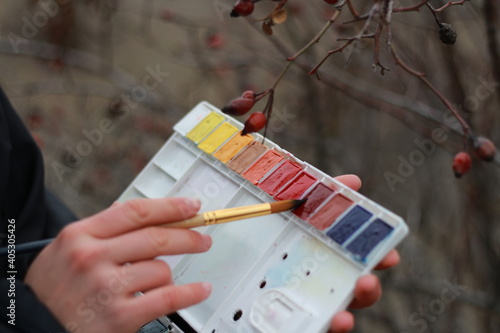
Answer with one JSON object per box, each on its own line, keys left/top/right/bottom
{"left": 0, "top": 87, "right": 74, "bottom": 333}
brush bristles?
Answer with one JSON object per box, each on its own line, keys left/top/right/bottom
{"left": 270, "top": 199, "right": 307, "bottom": 213}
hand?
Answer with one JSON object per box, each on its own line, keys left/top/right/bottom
{"left": 25, "top": 197, "right": 212, "bottom": 333}
{"left": 329, "top": 175, "right": 401, "bottom": 333}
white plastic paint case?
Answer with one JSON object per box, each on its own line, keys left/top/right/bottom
{"left": 118, "top": 102, "right": 409, "bottom": 333}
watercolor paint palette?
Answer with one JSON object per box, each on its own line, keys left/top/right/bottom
{"left": 119, "top": 102, "right": 409, "bottom": 333}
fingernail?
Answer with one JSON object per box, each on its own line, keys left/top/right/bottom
{"left": 184, "top": 198, "right": 201, "bottom": 211}
{"left": 202, "top": 234, "right": 212, "bottom": 249}
{"left": 201, "top": 282, "right": 212, "bottom": 295}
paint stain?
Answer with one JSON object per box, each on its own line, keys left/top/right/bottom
{"left": 198, "top": 122, "right": 238, "bottom": 154}
{"left": 293, "top": 183, "right": 335, "bottom": 220}
{"left": 258, "top": 160, "right": 302, "bottom": 196}
{"left": 227, "top": 141, "right": 268, "bottom": 174}
{"left": 308, "top": 194, "right": 354, "bottom": 231}
{"left": 346, "top": 219, "right": 393, "bottom": 260}
{"left": 274, "top": 171, "right": 317, "bottom": 201}
{"left": 326, "top": 205, "right": 372, "bottom": 244}
{"left": 242, "top": 150, "right": 284, "bottom": 184}
{"left": 213, "top": 132, "right": 253, "bottom": 163}
{"left": 186, "top": 112, "right": 225, "bottom": 143}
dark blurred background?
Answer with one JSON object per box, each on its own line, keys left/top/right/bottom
{"left": 0, "top": 0, "right": 499, "bottom": 332}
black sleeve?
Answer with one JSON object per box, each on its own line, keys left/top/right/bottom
{"left": 0, "top": 87, "right": 75, "bottom": 332}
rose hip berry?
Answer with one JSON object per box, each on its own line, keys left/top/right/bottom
{"left": 323, "top": 0, "right": 339, "bottom": 4}
{"left": 207, "top": 32, "right": 225, "bottom": 49}
{"left": 452, "top": 151, "right": 472, "bottom": 178}
{"left": 241, "top": 90, "right": 255, "bottom": 100}
{"left": 230, "top": 0, "right": 254, "bottom": 17}
{"left": 242, "top": 112, "right": 267, "bottom": 135}
{"left": 473, "top": 136, "right": 496, "bottom": 162}
{"left": 222, "top": 97, "right": 255, "bottom": 116}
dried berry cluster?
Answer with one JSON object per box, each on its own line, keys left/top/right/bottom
{"left": 226, "top": 0, "right": 495, "bottom": 179}
{"left": 222, "top": 89, "right": 274, "bottom": 136}
{"left": 453, "top": 137, "right": 497, "bottom": 178}
{"left": 230, "top": 0, "right": 255, "bottom": 17}
{"left": 231, "top": 0, "right": 289, "bottom": 35}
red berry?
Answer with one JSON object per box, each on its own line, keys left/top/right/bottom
{"left": 242, "top": 112, "right": 267, "bottom": 135}
{"left": 207, "top": 32, "right": 225, "bottom": 49}
{"left": 27, "top": 113, "right": 43, "bottom": 129}
{"left": 230, "top": 0, "right": 254, "bottom": 17}
{"left": 473, "top": 136, "right": 496, "bottom": 162}
{"left": 452, "top": 151, "right": 472, "bottom": 178}
{"left": 161, "top": 9, "right": 175, "bottom": 21}
{"left": 323, "top": 0, "right": 339, "bottom": 4}
{"left": 241, "top": 90, "right": 255, "bottom": 99}
{"left": 222, "top": 97, "right": 255, "bottom": 116}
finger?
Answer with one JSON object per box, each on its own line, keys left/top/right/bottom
{"left": 127, "top": 282, "right": 212, "bottom": 328}
{"left": 83, "top": 197, "right": 201, "bottom": 238}
{"left": 107, "top": 228, "right": 212, "bottom": 263}
{"left": 329, "top": 311, "right": 354, "bottom": 333}
{"left": 118, "top": 260, "right": 174, "bottom": 295}
{"left": 374, "top": 249, "right": 400, "bottom": 270}
{"left": 334, "top": 174, "right": 362, "bottom": 191}
{"left": 348, "top": 274, "right": 381, "bottom": 309}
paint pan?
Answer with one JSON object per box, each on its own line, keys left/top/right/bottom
{"left": 274, "top": 171, "right": 317, "bottom": 201}
{"left": 186, "top": 111, "right": 225, "bottom": 143}
{"left": 173, "top": 102, "right": 212, "bottom": 135}
{"left": 227, "top": 141, "right": 268, "bottom": 174}
{"left": 293, "top": 182, "right": 335, "bottom": 220}
{"left": 242, "top": 149, "right": 284, "bottom": 184}
{"left": 345, "top": 218, "right": 393, "bottom": 260}
{"left": 308, "top": 193, "right": 354, "bottom": 231}
{"left": 213, "top": 132, "right": 254, "bottom": 163}
{"left": 198, "top": 122, "right": 239, "bottom": 154}
{"left": 258, "top": 160, "right": 302, "bottom": 196}
{"left": 326, "top": 205, "right": 373, "bottom": 244}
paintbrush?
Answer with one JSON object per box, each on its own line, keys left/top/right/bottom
{"left": 164, "top": 199, "right": 306, "bottom": 229}
{"left": 0, "top": 199, "right": 306, "bottom": 257}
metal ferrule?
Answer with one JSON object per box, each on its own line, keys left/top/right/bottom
{"left": 203, "top": 203, "right": 271, "bottom": 225}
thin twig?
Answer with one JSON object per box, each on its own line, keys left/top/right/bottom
{"left": 373, "top": 24, "right": 389, "bottom": 75}
{"left": 346, "top": 0, "right": 360, "bottom": 18}
{"left": 308, "top": 40, "right": 355, "bottom": 76}
{"left": 390, "top": 44, "right": 472, "bottom": 138}
{"left": 393, "top": 0, "right": 428, "bottom": 13}
{"left": 382, "top": 0, "right": 394, "bottom": 45}
{"left": 433, "top": 0, "right": 470, "bottom": 13}
{"left": 426, "top": 2, "right": 442, "bottom": 26}
{"left": 270, "top": 8, "right": 342, "bottom": 90}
